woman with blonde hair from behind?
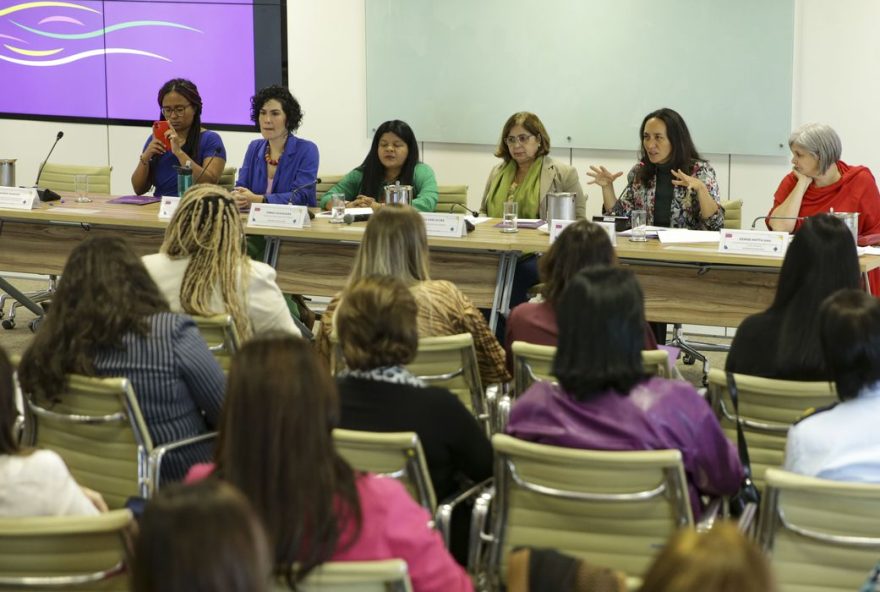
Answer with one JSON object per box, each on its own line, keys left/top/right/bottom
{"left": 142, "top": 184, "right": 300, "bottom": 340}
{"left": 316, "top": 205, "right": 509, "bottom": 385}
{"left": 639, "top": 523, "right": 775, "bottom": 592}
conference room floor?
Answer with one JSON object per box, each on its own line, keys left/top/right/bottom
{"left": 0, "top": 279, "right": 727, "bottom": 389}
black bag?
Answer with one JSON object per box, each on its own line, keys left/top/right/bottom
{"left": 726, "top": 371, "right": 761, "bottom": 517}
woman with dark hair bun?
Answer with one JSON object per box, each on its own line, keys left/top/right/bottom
{"left": 319, "top": 120, "right": 438, "bottom": 212}
{"left": 132, "top": 78, "right": 227, "bottom": 196}
{"left": 588, "top": 107, "right": 724, "bottom": 230}
{"left": 233, "top": 85, "right": 319, "bottom": 208}
{"left": 506, "top": 266, "right": 741, "bottom": 517}
{"left": 726, "top": 214, "right": 861, "bottom": 380}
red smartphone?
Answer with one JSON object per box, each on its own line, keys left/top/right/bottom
{"left": 152, "top": 120, "right": 171, "bottom": 150}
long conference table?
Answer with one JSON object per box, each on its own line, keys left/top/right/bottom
{"left": 2, "top": 195, "right": 880, "bottom": 332}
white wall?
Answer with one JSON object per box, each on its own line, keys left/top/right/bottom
{"left": 1, "top": 0, "right": 878, "bottom": 232}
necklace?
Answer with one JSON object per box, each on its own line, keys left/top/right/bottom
{"left": 264, "top": 135, "right": 289, "bottom": 166}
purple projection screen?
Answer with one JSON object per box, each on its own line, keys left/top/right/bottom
{"left": 0, "top": 0, "right": 279, "bottom": 126}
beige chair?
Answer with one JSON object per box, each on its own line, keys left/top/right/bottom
{"left": 0, "top": 509, "right": 132, "bottom": 591}
{"left": 757, "top": 468, "right": 880, "bottom": 592}
{"left": 217, "top": 166, "right": 236, "bottom": 191}
{"left": 406, "top": 333, "right": 489, "bottom": 432}
{"left": 706, "top": 368, "right": 836, "bottom": 491}
{"left": 720, "top": 199, "right": 743, "bottom": 229}
{"left": 434, "top": 185, "right": 469, "bottom": 214}
{"left": 316, "top": 174, "right": 345, "bottom": 201}
{"left": 473, "top": 434, "right": 696, "bottom": 588}
{"left": 22, "top": 375, "right": 215, "bottom": 508}
{"left": 39, "top": 163, "right": 112, "bottom": 195}
{"left": 192, "top": 314, "right": 240, "bottom": 373}
{"left": 276, "top": 560, "right": 413, "bottom": 592}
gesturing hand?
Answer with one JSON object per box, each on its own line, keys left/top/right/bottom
{"left": 586, "top": 165, "right": 623, "bottom": 187}
{"left": 671, "top": 169, "right": 706, "bottom": 193}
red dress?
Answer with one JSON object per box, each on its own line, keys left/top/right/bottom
{"left": 770, "top": 161, "right": 880, "bottom": 294}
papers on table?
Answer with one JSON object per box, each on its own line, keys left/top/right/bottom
{"left": 617, "top": 225, "right": 665, "bottom": 239}
{"left": 315, "top": 207, "right": 374, "bottom": 217}
{"left": 657, "top": 229, "right": 720, "bottom": 244}
{"left": 466, "top": 216, "right": 491, "bottom": 225}
{"left": 858, "top": 246, "right": 880, "bottom": 256}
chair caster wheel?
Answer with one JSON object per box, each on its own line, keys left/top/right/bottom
{"left": 2, "top": 319, "right": 14, "bottom": 330}
{"left": 683, "top": 353, "right": 695, "bottom": 365}
{"left": 28, "top": 318, "right": 41, "bottom": 333}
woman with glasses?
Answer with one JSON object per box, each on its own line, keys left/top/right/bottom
{"left": 480, "top": 111, "right": 585, "bottom": 219}
{"left": 587, "top": 107, "right": 724, "bottom": 230}
{"left": 319, "top": 120, "right": 438, "bottom": 212}
{"left": 132, "top": 78, "right": 227, "bottom": 197}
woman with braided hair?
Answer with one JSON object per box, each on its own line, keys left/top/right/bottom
{"left": 143, "top": 184, "right": 301, "bottom": 339}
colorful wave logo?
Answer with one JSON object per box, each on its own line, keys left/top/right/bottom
{"left": 0, "top": 1, "right": 201, "bottom": 66}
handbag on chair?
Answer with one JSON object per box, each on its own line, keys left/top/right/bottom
{"left": 725, "top": 371, "right": 761, "bottom": 517}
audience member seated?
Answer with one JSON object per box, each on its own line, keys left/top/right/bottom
{"left": 0, "top": 346, "right": 107, "bottom": 517}
{"left": 317, "top": 206, "right": 509, "bottom": 385}
{"left": 232, "top": 85, "right": 319, "bottom": 208}
{"left": 335, "top": 275, "right": 492, "bottom": 564}
{"left": 131, "top": 78, "right": 226, "bottom": 196}
{"left": 319, "top": 120, "right": 438, "bottom": 212}
{"left": 785, "top": 289, "right": 880, "bottom": 480}
{"left": 503, "top": 219, "right": 657, "bottom": 371}
{"left": 19, "top": 236, "right": 225, "bottom": 481}
{"left": 189, "top": 334, "right": 472, "bottom": 592}
{"left": 726, "top": 214, "right": 860, "bottom": 379}
{"left": 506, "top": 267, "right": 742, "bottom": 517}
{"left": 131, "top": 480, "right": 271, "bottom": 592}
{"left": 142, "top": 184, "right": 302, "bottom": 339}
{"left": 637, "top": 523, "right": 775, "bottom": 592}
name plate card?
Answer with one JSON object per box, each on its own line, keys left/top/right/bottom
{"left": 247, "top": 203, "right": 311, "bottom": 229}
{"left": 594, "top": 220, "right": 618, "bottom": 246}
{"left": 421, "top": 213, "right": 466, "bottom": 237}
{"left": 158, "top": 196, "right": 180, "bottom": 220}
{"left": 0, "top": 186, "right": 37, "bottom": 210}
{"left": 718, "top": 229, "right": 790, "bottom": 257}
{"left": 548, "top": 219, "right": 577, "bottom": 244}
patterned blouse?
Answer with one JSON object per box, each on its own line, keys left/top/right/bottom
{"left": 606, "top": 160, "right": 725, "bottom": 230}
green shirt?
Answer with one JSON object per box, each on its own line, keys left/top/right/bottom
{"left": 319, "top": 162, "right": 439, "bottom": 212}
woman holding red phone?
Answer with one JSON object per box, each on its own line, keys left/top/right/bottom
{"left": 131, "top": 78, "right": 227, "bottom": 197}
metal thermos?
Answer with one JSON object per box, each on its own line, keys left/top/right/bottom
{"left": 831, "top": 211, "right": 859, "bottom": 244}
{"left": 544, "top": 192, "right": 576, "bottom": 221}
{"left": 384, "top": 182, "right": 412, "bottom": 206}
{"left": 176, "top": 162, "right": 193, "bottom": 196}
{"left": 0, "top": 159, "right": 15, "bottom": 186}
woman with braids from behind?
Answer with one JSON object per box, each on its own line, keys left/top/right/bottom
{"left": 142, "top": 184, "right": 302, "bottom": 339}
{"left": 19, "top": 236, "right": 225, "bottom": 481}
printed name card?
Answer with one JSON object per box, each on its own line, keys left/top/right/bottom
{"left": 593, "top": 220, "right": 618, "bottom": 246}
{"left": 718, "top": 229, "right": 790, "bottom": 257}
{"left": 0, "top": 186, "right": 37, "bottom": 210}
{"left": 158, "top": 196, "right": 180, "bottom": 220}
{"left": 548, "top": 219, "right": 577, "bottom": 244}
{"left": 247, "top": 203, "right": 311, "bottom": 229}
{"left": 421, "top": 213, "right": 466, "bottom": 237}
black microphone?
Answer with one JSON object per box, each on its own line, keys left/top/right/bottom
{"left": 449, "top": 202, "right": 479, "bottom": 217}
{"left": 193, "top": 147, "right": 221, "bottom": 185}
{"left": 33, "top": 131, "right": 63, "bottom": 202}
{"left": 751, "top": 215, "right": 806, "bottom": 229}
{"left": 286, "top": 177, "right": 322, "bottom": 205}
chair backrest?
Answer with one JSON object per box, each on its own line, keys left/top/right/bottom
{"left": 706, "top": 368, "right": 836, "bottom": 491}
{"left": 316, "top": 174, "right": 345, "bottom": 201}
{"left": 758, "top": 468, "right": 880, "bottom": 592}
{"left": 406, "top": 333, "right": 487, "bottom": 429}
{"left": 22, "top": 376, "right": 153, "bottom": 509}
{"left": 275, "top": 560, "right": 414, "bottom": 592}
{"left": 217, "top": 166, "right": 236, "bottom": 191}
{"left": 39, "top": 163, "right": 112, "bottom": 195}
{"left": 332, "top": 429, "right": 437, "bottom": 511}
{"left": 191, "top": 314, "right": 240, "bottom": 373}
{"left": 512, "top": 341, "right": 671, "bottom": 396}
{"left": 489, "top": 434, "right": 692, "bottom": 584}
{"left": 433, "top": 185, "right": 469, "bottom": 213}
{"left": 0, "top": 509, "right": 133, "bottom": 591}
{"left": 720, "top": 199, "right": 743, "bottom": 229}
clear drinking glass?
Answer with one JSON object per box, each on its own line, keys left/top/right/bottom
{"left": 501, "top": 201, "right": 518, "bottom": 233}
{"left": 74, "top": 174, "right": 92, "bottom": 203}
{"left": 630, "top": 209, "right": 647, "bottom": 242}
{"left": 329, "top": 193, "right": 346, "bottom": 224}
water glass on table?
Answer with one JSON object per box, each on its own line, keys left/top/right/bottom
{"left": 630, "top": 209, "right": 647, "bottom": 242}
{"left": 501, "top": 201, "right": 518, "bottom": 233}
{"left": 75, "top": 174, "right": 92, "bottom": 203}
{"left": 329, "top": 193, "right": 346, "bottom": 224}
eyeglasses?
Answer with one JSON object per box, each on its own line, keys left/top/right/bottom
{"left": 161, "top": 105, "right": 191, "bottom": 117}
{"left": 504, "top": 133, "right": 535, "bottom": 146}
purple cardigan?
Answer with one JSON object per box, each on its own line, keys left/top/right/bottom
{"left": 506, "top": 377, "right": 743, "bottom": 518}
{"left": 236, "top": 135, "right": 319, "bottom": 206}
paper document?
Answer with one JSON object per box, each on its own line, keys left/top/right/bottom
{"left": 618, "top": 225, "right": 665, "bottom": 239}
{"left": 858, "top": 246, "right": 880, "bottom": 256}
{"left": 316, "top": 207, "right": 374, "bottom": 217}
{"left": 465, "top": 216, "right": 491, "bottom": 225}
{"left": 657, "top": 229, "right": 720, "bottom": 244}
